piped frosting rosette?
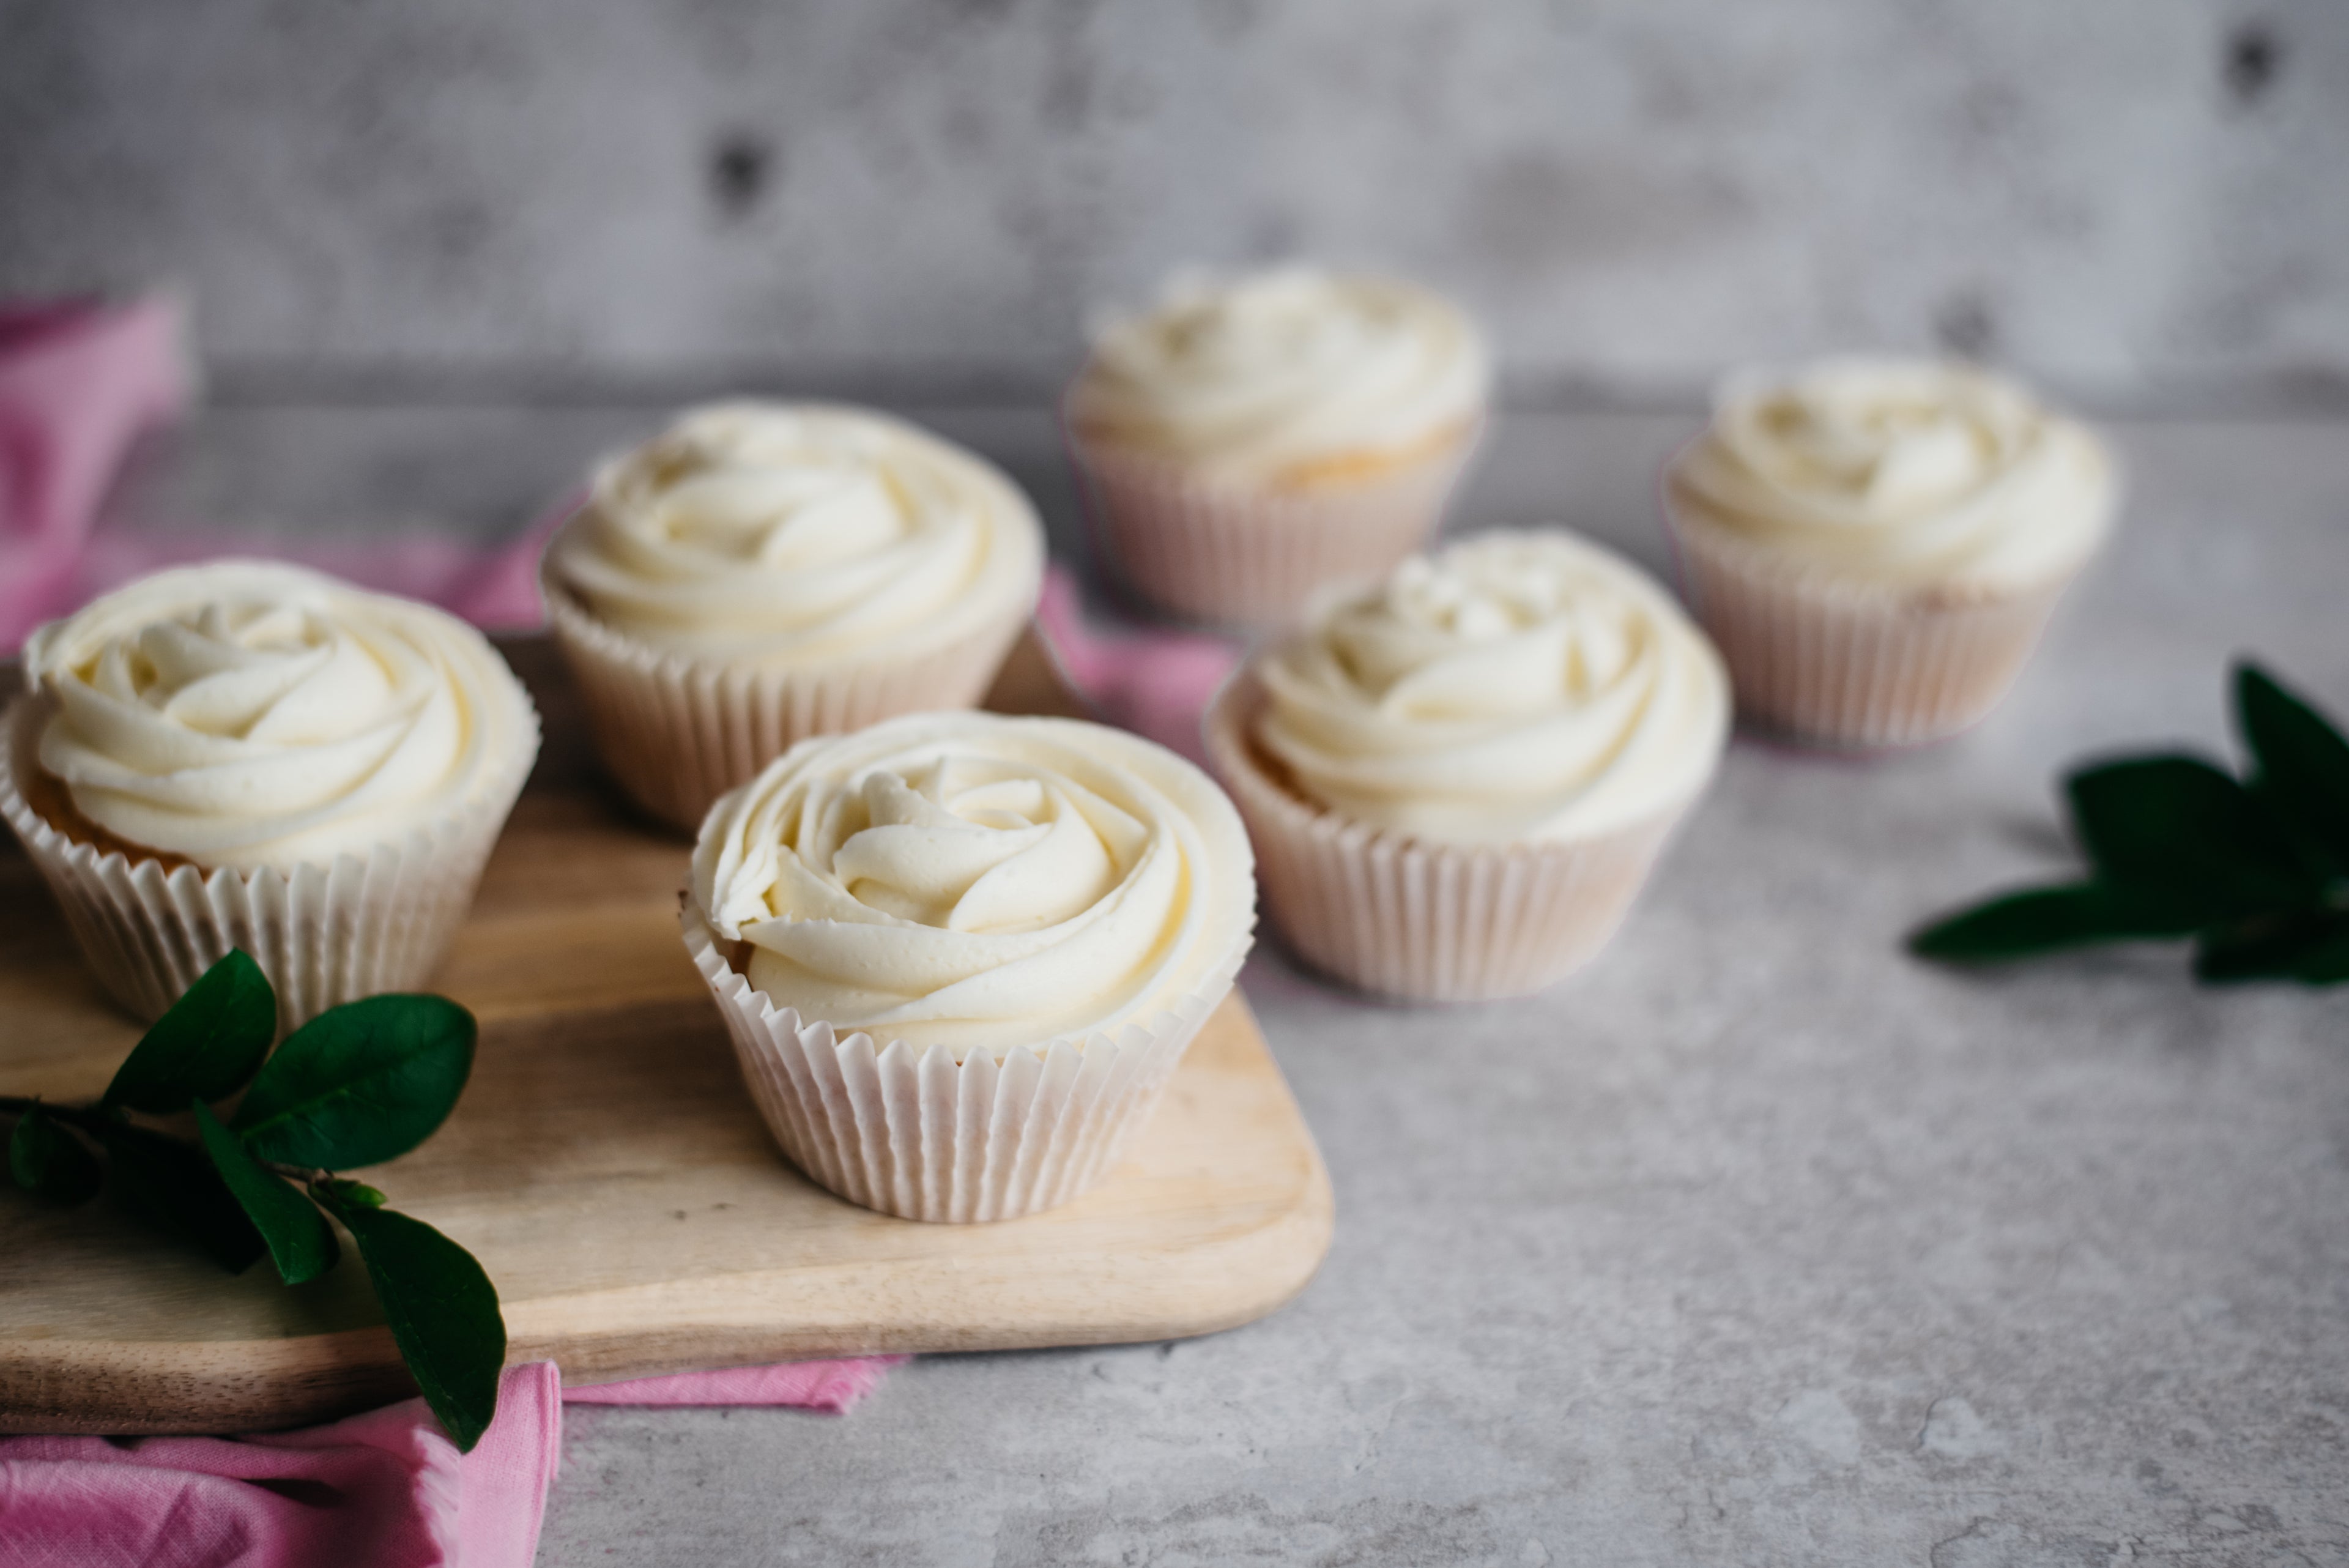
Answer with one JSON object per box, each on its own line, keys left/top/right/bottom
{"left": 681, "top": 709, "right": 1256, "bottom": 1221}
{"left": 1, "top": 562, "right": 540, "bottom": 1026}
{"left": 544, "top": 402, "right": 1045, "bottom": 830}
{"left": 1206, "top": 530, "right": 1727, "bottom": 1000}
{"left": 1066, "top": 267, "right": 1488, "bottom": 626}
{"left": 1663, "top": 357, "right": 2117, "bottom": 746}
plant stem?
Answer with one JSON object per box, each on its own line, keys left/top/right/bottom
{"left": 0, "top": 1095, "right": 325, "bottom": 1184}
{"left": 0, "top": 1094, "right": 113, "bottom": 1134}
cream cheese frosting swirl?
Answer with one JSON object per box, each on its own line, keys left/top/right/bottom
{"left": 1669, "top": 358, "right": 2115, "bottom": 590}
{"left": 1070, "top": 267, "right": 1490, "bottom": 485}
{"left": 22, "top": 561, "right": 537, "bottom": 870}
{"left": 1255, "top": 532, "right": 1728, "bottom": 845}
{"left": 547, "top": 402, "right": 1044, "bottom": 662}
{"left": 693, "top": 712, "right": 1255, "bottom": 1055}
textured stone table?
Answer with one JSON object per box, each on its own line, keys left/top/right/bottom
{"left": 103, "top": 404, "right": 2349, "bottom": 1566}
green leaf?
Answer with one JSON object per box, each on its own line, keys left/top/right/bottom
{"left": 2194, "top": 910, "right": 2349, "bottom": 986}
{"left": 316, "top": 1181, "right": 505, "bottom": 1452}
{"left": 194, "top": 1102, "right": 338, "bottom": 1285}
{"left": 2065, "top": 755, "right": 2317, "bottom": 923}
{"left": 231, "top": 996, "right": 477, "bottom": 1170}
{"left": 102, "top": 949, "right": 276, "bottom": 1114}
{"left": 1909, "top": 882, "right": 2194, "bottom": 964}
{"left": 98, "top": 1122, "right": 266, "bottom": 1273}
{"left": 2235, "top": 661, "right": 2349, "bottom": 879}
{"left": 8, "top": 1106, "right": 102, "bottom": 1205}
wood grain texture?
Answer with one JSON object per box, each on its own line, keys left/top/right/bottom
{"left": 0, "top": 633, "right": 1332, "bottom": 1435}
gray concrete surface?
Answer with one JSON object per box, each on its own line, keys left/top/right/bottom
{"left": 8, "top": 1, "right": 2349, "bottom": 404}
{"left": 101, "top": 401, "right": 2349, "bottom": 1565}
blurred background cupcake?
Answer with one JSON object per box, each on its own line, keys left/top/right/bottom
{"left": 542, "top": 401, "right": 1045, "bottom": 833}
{"left": 1206, "top": 529, "right": 1727, "bottom": 1001}
{"left": 1662, "top": 358, "right": 2118, "bottom": 749}
{"left": 1066, "top": 266, "right": 1489, "bottom": 630}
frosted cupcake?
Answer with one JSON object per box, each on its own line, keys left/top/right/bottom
{"left": 543, "top": 402, "right": 1046, "bottom": 832}
{"left": 1, "top": 562, "right": 539, "bottom": 1027}
{"left": 681, "top": 710, "right": 1255, "bottom": 1222}
{"left": 1663, "top": 359, "right": 2117, "bottom": 748}
{"left": 1066, "top": 266, "right": 1488, "bottom": 628}
{"left": 1205, "top": 530, "right": 1727, "bottom": 1001}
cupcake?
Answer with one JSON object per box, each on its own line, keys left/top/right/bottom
{"left": 1, "top": 562, "right": 539, "bottom": 1028}
{"left": 1663, "top": 358, "right": 2117, "bottom": 748}
{"left": 1205, "top": 530, "right": 1728, "bottom": 1001}
{"left": 1066, "top": 266, "right": 1488, "bottom": 628}
{"left": 681, "top": 710, "right": 1255, "bottom": 1222}
{"left": 542, "top": 401, "right": 1046, "bottom": 833}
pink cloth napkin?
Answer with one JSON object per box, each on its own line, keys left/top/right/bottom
{"left": 0, "top": 295, "right": 555, "bottom": 653}
{"left": 1031, "top": 564, "right": 1239, "bottom": 766}
{"left": 563, "top": 1358, "right": 901, "bottom": 1408}
{"left": 0, "top": 1358, "right": 903, "bottom": 1568}
{"left": 0, "top": 297, "right": 194, "bottom": 650}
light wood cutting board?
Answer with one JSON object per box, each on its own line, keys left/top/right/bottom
{"left": 0, "top": 633, "right": 1332, "bottom": 1435}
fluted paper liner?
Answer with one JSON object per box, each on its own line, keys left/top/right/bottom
{"left": 683, "top": 906, "right": 1251, "bottom": 1222}
{"left": 1, "top": 695, "right": 537, "bottom": 1031}
{"left": 1204, "top": 675, "right": 1695, "bottom": 1002}
{"left": 1660, "top": 470, "right": 2084, "bottom": 750}
{"left": 1066, "top": 421, "right": 1479, "bottom": 630}
{"left": 544, "top": 576, "right": 1032, "bottom": 834}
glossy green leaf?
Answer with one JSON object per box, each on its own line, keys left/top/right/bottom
{"left": 1908, "top": 882, "right": 2194, "bottom": 964}
{"left": 194, "top": 1102, "right": 338, "bottom": 1285}
{"left": 316, "top": 1181, "right": 505, "bottom": 1452}
{"left": 99, "top": 1122, "right": 266, "bottom": 1273}
{"left": 2194, "top": 910, "right": 2349, "bottom": 986}
{"left": 2065, "top": 755, "right": 2316, "bottom": 921}
{"left": 2235, "top": 661, "right": 2349, "bottom": 879}
{"left": 231, "top": 996, "right": 476, "bottom": 1170}
{"left": 8, "top": 1107, "right": 102, "bottom": 1205}
{"left": 102, "top": 949, "right": 276, "bottom": 1114}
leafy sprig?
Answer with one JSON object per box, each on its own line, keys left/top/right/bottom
{"left": 2, "top": 951, "right": 505, "bottom": 1449}
{"left": 1911, "top": 661, "right": 2349, "bottom": 983}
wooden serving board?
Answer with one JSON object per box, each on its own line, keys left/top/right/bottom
{"left": 0, "top": 633, "right": 1332, "bottom": 1435}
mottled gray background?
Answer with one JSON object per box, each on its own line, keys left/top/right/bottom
{"left": 5, "top": 0, "right": 2348, "bottom": 407}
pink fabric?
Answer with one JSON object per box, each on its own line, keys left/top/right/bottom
{"left": 0, "top": 1364, "right": 558, "bottom": 1568}
{"left": 0, "top": 292, "right": 563, "bottom": 651}
{"left": 1031, "top": 564, "right": 1240, "bottom": 766}
{"left": 51, "top": 510, "right": 563, "bottom": 639}
{"left": 565, "top": 1354, "right": 907, "bottom": 1411}
{"left": 0, "top": 297, "right": 194, "bottom": 650}
{"left": 0, "top": 1357, "right": 898, "bottom": 1567}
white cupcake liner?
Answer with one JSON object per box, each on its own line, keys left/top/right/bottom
{"left": 1204, "top": 675, "right": 1694, "bottom": 1002}
{"left": 682, "top": 905, "right": 1252, "bottom": 1222}
{"left": 1660, "top": 472, "right": 2083, "bottom": 750}
{"left": 544, "top": 578, "right": 1032, "bottom": 834}
{"left": 1065, "top": 418, "right": 1480, "bottom": 630}
{"left": 1, "top": 695, "right": 538, "bottom": 1031}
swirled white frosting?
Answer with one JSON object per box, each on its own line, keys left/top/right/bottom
{"left": 692, "top": 712, "right": 1255, "bottom": 1054}
{"left": 1069, "top": 267, "right": 1489, "bottom": 485}
{"left": 22, "top": 561, "right": 538, "bottom": 870}
{"left": 1669, "top": 359, "right": 2115, "bottom": 589}
{"left": 547, "top": 402, "right": 1044, "bottom": 661}
{"left": 1254, "top": 531, "right": 1729, "bottom": 845}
